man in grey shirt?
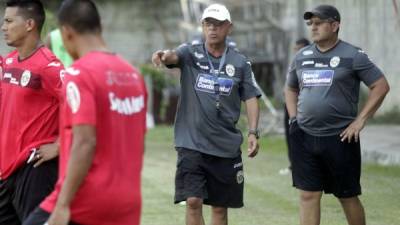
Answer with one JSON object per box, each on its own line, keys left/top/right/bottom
{"left": 152, "top": 3, "right": 261, "bottom": 225}
{"left": 285, "top": 5, "right": 390, "bottom": 225}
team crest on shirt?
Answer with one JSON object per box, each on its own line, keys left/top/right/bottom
{"left": 225, "top": 64, "right": 235, "bottom": 77}
{"left": 66, "top": 81, "right": 81, "bottom": 113}
{"left": 20, "top": 70, "right": 31, "bottom": 87}
{"left": 330, "top": 56, "right": 340, "bottom": 68}
{"left": 236, "top": 170, "right": 244, "bottom": 184}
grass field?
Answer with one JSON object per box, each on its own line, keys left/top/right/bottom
{"left": 141, "top": 126, "right": 400, "bottom": 225}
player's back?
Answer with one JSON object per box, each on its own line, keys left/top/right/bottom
{"left": 51, "top": 51, "right": 147, "bottom": 224}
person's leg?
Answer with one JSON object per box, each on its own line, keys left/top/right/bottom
{"left": 338, "top": 197, "right": 366, "bottom": 225}
{"left": 290, "top": 125, "right": 325, "bottom": 225}
{"left": 203, "top": 154, "right": 243, "bottom": 225}
{"left": 174, "top": 148, "right": 207, "bottom": 225}
{"left": 299, "top": 190, "right": 322, "bottom": 225}
{"left": 0, "top": 178, "right": 21, "bottom": 225}
{"left": 13, "top": 159, "right": 58, "bottom": 221}
{"left": 322, "top": 135, "right": 363, "bottom": 225}
{"left": 186, "top": 197, "right": 205, "bottom": 225}
{"left": 211, "top": 206, "right": 227, "bottom": 225}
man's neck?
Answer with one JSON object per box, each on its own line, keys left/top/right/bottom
{"left": 316, "top": 36, "right": 339, "bottom": 52}
{"left": 77, "top": 34, "right": 108, "bottom": 58}
{"left": 206, "top": 41, "right": 226, "bottom": 58}
{"left": 17, "top": 36, "right": 42, "bottom": 60}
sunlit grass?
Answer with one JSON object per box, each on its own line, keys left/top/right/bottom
{"left": 141, "top": 126, "right": 400, "bottom": 225}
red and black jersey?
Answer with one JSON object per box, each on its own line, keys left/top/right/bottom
{"left": 0, "top": 46, "right": 63, "bottom": 179}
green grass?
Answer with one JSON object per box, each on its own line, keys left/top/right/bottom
{"left": 141, "top": 126, "right": 400, "bottom": 225}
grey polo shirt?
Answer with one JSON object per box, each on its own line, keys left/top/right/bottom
{"left": 168, "top": 40, "right": 261, "bottom": 158}
{"left": 286, "top": 40, "right": 383, "bottom": 136}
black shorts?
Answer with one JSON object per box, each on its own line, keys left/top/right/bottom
{"left": 174, "top": 148, "right": 244, "bottom": 208}
{"left": 0, "top": 159, "right": 58, "bottom": 225}
{"left": 22, "top": 207, "right": 79, "bottom": 225}
{"left": 289, "top": 121, "right": 361, "bottom": 198}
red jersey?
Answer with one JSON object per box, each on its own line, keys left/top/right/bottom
{"left": 41, "top": 51, "right": 147, "bottom": 225}
{"left": 0, "top": 47, "right": 63, "bottom": 179}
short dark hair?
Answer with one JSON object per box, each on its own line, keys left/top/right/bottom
{"left": 6, "top": 0, "right": 45, "bottom": 32}
{"left": 58, "top": 0, "right": 101, "bottom": 34}
{"left": 295, "top": 38, "right": 310, "bottom": 47}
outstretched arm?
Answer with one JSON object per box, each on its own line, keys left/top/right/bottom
{"left": 151, "top": 50, "right": 179, "bottom": 67}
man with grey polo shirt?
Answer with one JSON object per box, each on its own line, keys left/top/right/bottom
{"left": 152, "top": 3, "right": 260, "bottom": 225}
{"left": 285, "top": 4, "right": 390, "bottom": 225}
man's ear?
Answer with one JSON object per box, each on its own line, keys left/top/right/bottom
{"left": 228, "top": 23, "right": 233, "bottom": 35}
{"left": 332, "top": 22, "right": 340, "bottom": 33}
{"left": 60, "top": 25, "right": 75, "bottom": 41}
{"left": 25, "top": 18, "right": 35, "bottom": 32}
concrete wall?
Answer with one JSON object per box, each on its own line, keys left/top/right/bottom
{"left": 0, "top": 1, "right": 182, "bottom": 64}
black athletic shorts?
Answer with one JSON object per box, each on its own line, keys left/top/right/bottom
{"left": 289, "top": 121, "right": 361, "bottom": 198}
{"left": 22, "top": 207, "right": 79, "bottom": 225}
{"left": 174, "top": 148, "right": 244, "bottom": 208}
{"left": 0, "top": 159, "right": 58, "bottom": 225}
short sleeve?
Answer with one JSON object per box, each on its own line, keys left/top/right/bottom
{"left": 353, "top": 50, "right": 383, "bottom": 86}
{"left": 41, "top": 59, "right": 64, "bottom": 99}
{"left": 64, "top": 67, "right": 96, "bottom": 126}
{"left": 239, "top": 60, "right": 262, "bottom": 101}
{"left": 166, "top": 43, "right": 191, "bottom": 69}
{"left": 286, "top": 58, "right": 299, "bottom": 89}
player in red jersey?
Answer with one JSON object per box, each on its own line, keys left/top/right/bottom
{"left": 23, "top": 0, "right": 148, "bottom": 225}
{"left": 0, "top": 1, "right": 63, "bottom": 224}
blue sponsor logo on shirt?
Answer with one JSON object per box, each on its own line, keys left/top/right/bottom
{"left": 302, "top": 70, "right": 334, "bottom": 87}
{"left": 195, "top": 73, "right": 233, "bottom": 95}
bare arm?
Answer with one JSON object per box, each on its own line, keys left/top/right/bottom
{"left": 245, "top": 97, "right": 260, "bottom": 158}
{"left": 284, "top": 86, "right": 299, "bottom": 118}
{"left": 340, "top": 76, "right": 390, "bottom": 142}
{"left": 47, "top": 125, "right": 96, "bottom": 225}
{"left": 151, "top": 49, "right": 179, "bottom": 66}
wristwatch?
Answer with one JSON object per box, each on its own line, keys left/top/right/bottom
{"left": 288, "top": 117, "right": 297, "bottom": 125}
{"left": 248, "top": 129, "right": 260, "bottom": 139}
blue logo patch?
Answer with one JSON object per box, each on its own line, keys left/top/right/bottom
{"left": 302, "top": 70, "right": 334, "bottom": 87}
{"left": 195, "top": 74, "right": 233, "bottom": 96}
